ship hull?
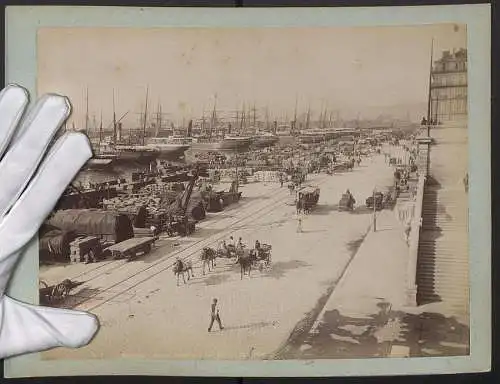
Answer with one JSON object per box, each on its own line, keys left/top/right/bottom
{"left": 86, "top": 158, "right": 114, "bottom": 170}
{"left": 218, "top": 137, "right": 252, "bottom": 151}
{"left": 190, "top": 142, "right": 222, "bottom": 151}
{"left": 147, "top": 144, "right": 191, "bottom": 159}
{"left": 191, "top": 137, "right": 252, "bottom": 152}
{"left": 299, "top": 134, "right": 325, "bottom": 144}
{"left": 251, "top": 136, "right": 279, "bottom": 148}
{"left": 99, "top": 150, "right": 159, "bottom": 165}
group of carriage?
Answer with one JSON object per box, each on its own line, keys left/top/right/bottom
{"left": 173, "top": 241, "right": 272, "bottom": 285}
{"left": 338, "top": 188, "right": 393, "bottom": 212}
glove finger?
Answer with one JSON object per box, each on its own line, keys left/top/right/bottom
{"left": 0, "top": 295, "right": 99, "bottom": 359}
{"left": 0, "top": 133, "right": 91, "bottom": 295}
{"left": 0, "top": 94, "right": 71, "bottom": 218}
{"left": 0, "top": 84, "right": 29, "bottom": 159}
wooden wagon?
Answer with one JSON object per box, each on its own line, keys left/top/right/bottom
{"left": 105, "top": 236, "right": 157, "bottom": 260}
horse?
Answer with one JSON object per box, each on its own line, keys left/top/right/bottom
{"left": 235, "top": 249, "right": 257, "bottom": 280}
{"left": 173, "top": 259, "right": 194, "bottom": 286}
{"left": 201, "top": 247, "right": 217, "bottom": 275}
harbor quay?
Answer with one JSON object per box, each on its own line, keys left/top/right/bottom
{"left": 41, "top": 152, "right": 411, "bottom": 360}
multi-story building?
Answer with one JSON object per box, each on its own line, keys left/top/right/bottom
{"left": 430, "top": 48, "right": 468, "bottom": 123}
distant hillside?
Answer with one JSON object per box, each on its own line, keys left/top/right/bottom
{"left": 342, "top": 102, "right": 428, "bottom": 123}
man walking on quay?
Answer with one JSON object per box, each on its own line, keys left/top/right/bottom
{"left": 208, "top": 298, "right": 224, "bottom": 332}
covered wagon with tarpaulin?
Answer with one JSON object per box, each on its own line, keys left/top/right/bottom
{"left": 39, "top": 224, "right": 77, "bottom": 264}
{"left": 46, "top": 209, "right": 134, "bottom": 247}
{"left": 297, "top": 185, "right": 320, "bottom": 213}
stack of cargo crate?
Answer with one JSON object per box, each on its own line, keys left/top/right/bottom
{"left": 69, "top": 236, "right": 101, "bottom": 263}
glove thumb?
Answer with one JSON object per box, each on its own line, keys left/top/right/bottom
{"left": 0, "top": 295, "right": 99, "bottom": 358}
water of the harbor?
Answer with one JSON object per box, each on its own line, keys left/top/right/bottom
{"left": 74, "top": 146, "right": 261, "bottom": 186}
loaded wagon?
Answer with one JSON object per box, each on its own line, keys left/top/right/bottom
{"left": 47, "top": 209, "right": 134, "bottom": 244}
{"left": 105, "top": 236, "right": 157, "bottom": 261}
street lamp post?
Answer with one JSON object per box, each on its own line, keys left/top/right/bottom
{"left": 373, "top": 187, "right": 377, "bottom": 232}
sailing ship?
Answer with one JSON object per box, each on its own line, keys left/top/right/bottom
{"left": 144, "top": 103, "right": 192, "bottom": 159}
{"left": 146, "top": 136, "right": 192, "bottom": 158}
{"left": 190, "top": 97, "right": 253, "bottom": 152}
{"left": 91, "top": 88, "right": 160, "bottom": 166}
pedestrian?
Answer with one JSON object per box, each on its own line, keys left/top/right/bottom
{"left": 208, "top": 298, "right": 224, "bottom": 332}
{"left": 296, "top": 216, "right": 303, "bottom": 233}
{"left": 404, "top": 218, "right": 411, "bottom": 244}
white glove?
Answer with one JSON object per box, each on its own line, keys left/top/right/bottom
{"left": 0, "top": 84, "right": 99, "bottom": 359}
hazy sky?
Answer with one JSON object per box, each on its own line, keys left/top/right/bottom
{"left": 37, "top": 24, "right": 466, "bottom": 128}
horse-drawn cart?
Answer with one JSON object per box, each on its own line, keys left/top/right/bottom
{"left": 366, "top": 192, "right": 384, "bottom": 210}
{"left": 105, "top": 236, "right": 157, "bottom": 260}
{"left": 251, "top": 244, "right": 272, "bottom": 271}
{"left": 338, "top": 193, "right": 355, "bottom": 212}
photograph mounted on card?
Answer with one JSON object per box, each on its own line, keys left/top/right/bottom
{"left": 3, "top": 4, "right": 491, "bottom": 378}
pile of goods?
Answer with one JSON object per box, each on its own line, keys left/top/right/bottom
{"left": 69, "top": 236, "right": 102, "bottom": 263}
{"left": 251, "top": 170, "right": 284, "bottom": 183}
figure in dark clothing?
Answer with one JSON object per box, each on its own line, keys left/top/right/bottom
{"left": 208, "top": 298, "right": 224, "bottom": 332}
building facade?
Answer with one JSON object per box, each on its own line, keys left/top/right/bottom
{"left": 430, "top": 48, "right": 468, "bottom": 123}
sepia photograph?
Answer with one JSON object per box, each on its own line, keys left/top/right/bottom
{"left": 33, "top": 23, "right": 472, "bottom": 362}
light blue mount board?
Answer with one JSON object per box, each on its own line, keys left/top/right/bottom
{"left": 4, "top": 5, "right": 491, "bottom": 377}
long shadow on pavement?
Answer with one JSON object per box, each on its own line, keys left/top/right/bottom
{"left": 392, "top": 310, "right": 470, "bottom": 357}
{"left": 277, "top": 303, "right": 469, "bottom": 359}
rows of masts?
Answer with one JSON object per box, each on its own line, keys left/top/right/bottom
{"left": 69, "top": 89, "right": 344, "bottom": 147}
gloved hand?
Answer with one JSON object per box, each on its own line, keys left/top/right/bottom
{"left": 0, "top": 84, "right": 99, "bottom": 359}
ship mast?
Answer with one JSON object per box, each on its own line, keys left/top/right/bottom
{"left": 85, "top": 87, "right": 89, "bottom": 133}
{"left": 253, "top": 102, "right": 256, "bottom": 130}
{"left": 112, "top": 89, "right": 117, "bottom": 144}
{"left": 201, "top": 110, "right": 206, "bottom": 136}
{"left": 266, "top": 106, "right": 270, "bottom": 132}
{"left": 240, "top": 103, "right": 246, "bottom": 134}
{"left": 234, "top": 109, "right": 239, "bottom": 135}
{"left": 98, "top": 110, "right": 103, "bottom": 155}
{"left": 293, "top": 95, "right": 298, "bottom": 134}
{"left": 306, "top": 104, "right": 311, "bottom": 130}
{"left": 155, "top": 101, "right": 162, "bottom": 137}
{"left": 210, "top": 94, "right": 217, "bottom": 139}
{"left": 142, "top": 86, "right": 149, "bottom": 145}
